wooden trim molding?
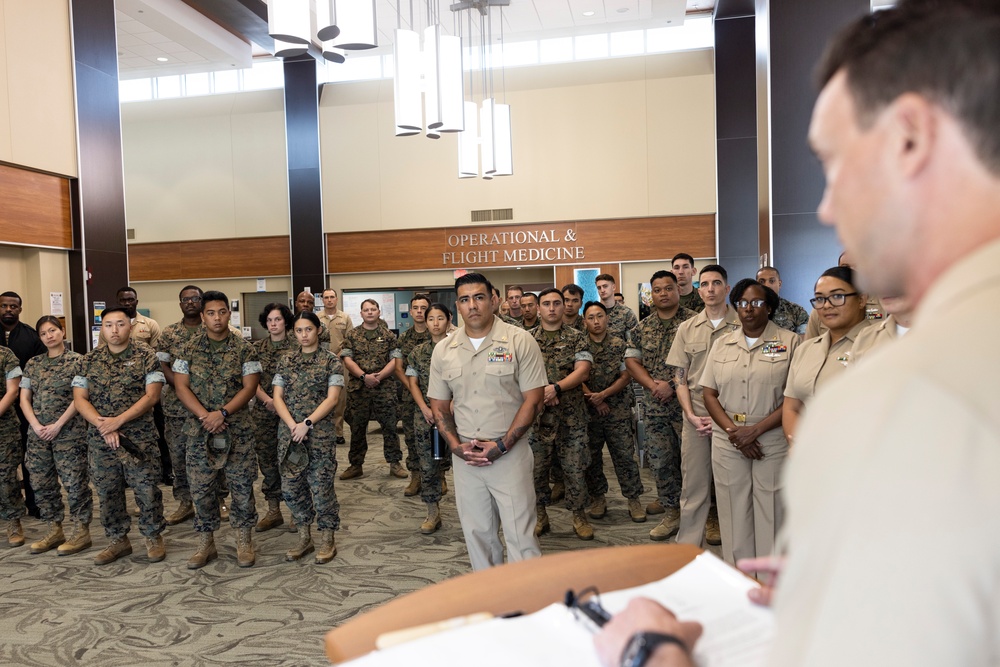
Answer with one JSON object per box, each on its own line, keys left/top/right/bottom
{"left": 128, "top": 236, "right": 291, "bottom": 281}
{"left": 327, "top": 215, "right": 715, "bottom": 274}
{"left": 0, "top": 163, "right": 72, "bottom": 249}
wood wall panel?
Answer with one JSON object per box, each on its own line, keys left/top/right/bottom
{"left": 128, "top": 236, "right": 290, "bottom": 281}
{"left": 327, "top": 215, "right": 715, "bottom": 274}
{"left": 0, "top": 163, "right": 72, "bottom": 248}
{"left": 554, "top": 264, "right": 620, "bottom": 291}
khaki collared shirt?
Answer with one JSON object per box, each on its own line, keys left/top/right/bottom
{"left": 319, "top": 309, "right": 354, "bottom": 354}
{"left": 428, "top": 316, "right": 547, "bottom": 442}
{"left": 785, "top": 319, "right": 870, "bottom": 403}
{"left": 806, "top": 296, "right": 884, "bottom": 339}
{"left": 850, "top": 314, "right": 905, "bottom": 365}
{"left": 666, "top": 305, "right": 741, "bottom": 407}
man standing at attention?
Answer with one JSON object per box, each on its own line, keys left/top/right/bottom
{"left": 757, "top": 266, "right": 809, "bottom": 335}
{"left": 173, "top": 291, "right": 261, "bottom": 569}
{"left": 625, "top": 271, "right": 696, "bottom": 541}
{"left": 518, "top": 292, "right": 540, "bottom": 330}
{"left": 295, "top": 291, "right": 330, "bottom": 344}
{"left": 319, "top": 288, "right": 353, "bottom": 444}
{"left": 505, "top": 286, "right": 524, "bottom": 322}
{"left": 562, "top": 284, "right": 586, "bottom": 332}
{"left": 595, "top": 274, "right": 639, "bottom": 339}
{"left": 667, "top": 265, "right": 739, "bottom": 548}
{"left": 339, "top": 299, "right": 404, "bottom": 480}
{"left": 593, "top": 3, "right": 1000, "bottom": 664}
{"left": 428, "top": 273, "right": 547, "bottom": 570}
{"left": 101, "top": 287, "right": 161, "bottom": 348}
{"left": 672, "top": 253, "right": 705, "bottom": 312}
{"left": 395, "top": 295, "right": 431, "bottom": 496}
{"left": 73, "top": 308, "right": 166, "bottom": 565}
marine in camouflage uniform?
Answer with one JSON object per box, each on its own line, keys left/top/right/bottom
{"left": 529, "top": 325, "right": 593, "bottom": 512}
{"left": 173, "top": 328, "right": 261, "bottom": 534}
{"left": 583, "top": 334, "right": 643, "bottom": 503}
{"left": 0, "top": 347, "right": 23, "bottom": 524}
{"left": 625, "top": 307, "right": 698, "bottom": 511}
{"left": 22, "top": 350, "right": 91, "bottom": 527}
{"left": 772, "top": 297, "right": 809, "bottom": 335}
{"left": 341, "top": 326, "right": 402, "bottom": 470}
{"left": 272, "top": 347, "right": 344, "bottom": 530}
{"left": 252, "top": 335, "right": 295, "bottom": 506}
{"left": 679, "top": 289, "right": 705, "bottom": 312}
{"left": 605, "top": 302, "right": 640, "bottom": 340}
{"left": 396, "top": 325, "right": 431, "bottom": 475}
{"left": 156, "top": 321, "right": 203, "bottom": 505}
{"left": 405, "top": 339, "right": 447, "bottom": 505}
{"left": 73, "top": 342, "right": 166, "bottom": 542}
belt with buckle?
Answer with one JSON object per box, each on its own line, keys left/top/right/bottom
{"left": 732, "top": 413, "right": 747, "bottom": 424}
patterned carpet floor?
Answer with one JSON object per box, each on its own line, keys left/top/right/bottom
{"left": 0, "top": 426, "right": 707, "bottom": 666}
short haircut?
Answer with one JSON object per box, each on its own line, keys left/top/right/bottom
{"left": 35, "top": 315, "right": 63, "bottom": 332}
{"left": 116, "top": 286, "right": 137, "bottom": 297}
{"left": 179, "top": 285, "right": 203, "bottom": 298}
{"left": 817, "top": 265, "right": 858, "bottom": 290}
{"left": 293, "top": 311, "right": 321, "bottom": 329}
{"left": 583, "top": 301, "right": 607, "bottom": 316}
{"left": 614, "top": 292, "right": 624, "bottom": 299}
{"left": 360, "top": 298, "right": 380, "bottom": 310}
{"left": 202, "top": 290, "right": 229, "bottom": 307}
{"left": 100, "top": 306, "right": 131, "bottom": 320}
{"left": 561, "top": 284, "right": 584, "bottom": 298}
{"left": 519, "top": 292, "right": 538, "bottom": 305}
{"left": 650, "top": 270, "right": 678, "bottom": 284}
{"left": 427, "top": 302, "right": 453, "bottom": 321}
{"left": 457, "top": 272, "right": 495, "bottom": 295}
{"left": 322, "top": 288, "right": 337, "bottom": 296}
{"left": 410, "top": 294, "right": 432, "bottom": 306}
{"left": 817, "top": 0, "right": 1000, "bottom": 174}
{"left": 505, "top": 284, "right": 524, "bottom": 296}
{"left": 756, "top": 266, "right": 780, "bottom": 279}
{"left": 0, "top": 291, "right": 22, "bottom": 305}
{"left": 672, "top": 253, "right": 695, "bottom": 265}
{"left": 491, "top": 286, "right": 501, "bottom": 298}
{"left": 595, "top": 273, "right": 616, "bottom": 285}
{"left": 259, "top": 303, "right": 293, "bottom": 330}
{"left": 730, "top": 279, "right": 780, "bottom": 319}
{"left": 701, "top": 264, "right": 730, "bottom": 283}
{"left": 537, "top": 288, "right": 563, "bottom": 302}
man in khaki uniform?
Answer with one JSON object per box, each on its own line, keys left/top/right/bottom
{"left": 428, "top": 273, "right": 547, "bottom": 571}
{"left": 319, "top": 288, "right": 354, "bottom": 444}
{"left": 666, "top": 265, "right": 739, "bottom": 548}
{"left": 100, "top": 287, "right": 161, "bottom": 348}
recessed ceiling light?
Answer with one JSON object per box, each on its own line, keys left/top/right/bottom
{"left": 582, "top": 10, "right": 595, "bottom": 16}
{"left": 617, "top": 7, "right": 629, "bottom": 12}
{"left": 157, "top": 57, "right": 168, "bottom": 62}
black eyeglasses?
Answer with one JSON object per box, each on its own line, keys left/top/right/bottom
{"left": 734, "top": 299, "right": 766, "bottom": 309}
{"left": 180, "top": 296, "right": 203, "bottom": 304}
{"left": 810, "top": 292, "right": 858, "bottom": 308}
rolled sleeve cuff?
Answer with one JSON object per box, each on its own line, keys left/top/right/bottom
{"left": 146, "top": 371, "right": 165, "bottom": 385}
{"left": 243, "top": 361, "right": 262, "bottom": 376}
{"left": 624, "top": 348, "right": 642, "bottom": 359}
{"left": 341, "top": 348, "right": 353, "bottom": 358}
{"left": 172, "top": 359, "right": 190, "bottom": 375}
{"left": 18, "top": 377, "right": 31, "bottom": 390}
{"left": 405, "top": 366, "right": 418, "bottom": 377}
{"left": 329, "top": 374, "right": 345, "bottom": 387}
{"left": 72, "top": 376, "right": 88, "bottom": 389}
{"left": 390, "top": 349, "right": 402, "bottom": 359}
{"left": 272, "top": 373, "right": 286, "bottom": 388}
{"left": 575, "top": 351, "right": 594, "bottom": 363}
{"left": 156, "top": 351, "right": 172, "bottom": 363}
{"left": 6, "top": 368, "right": 22, "bottom": 381}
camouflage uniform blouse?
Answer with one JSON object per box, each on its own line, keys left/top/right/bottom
{"left": 272, "top": 348, "right": 345, "bottom": 441}
{"left": 155, "top": 322, "right": 203, "bottom": 418}
{"left": 625, "top": 308, "right": 697, "bottom": 417}
{"left": 0, "top": 347, "right": 21, "bottom": 440}
{"left": 404, "top": 339, "right": 436, "bottom": 404}
{"left": 341, "top": 327, "right": 401, "bottom": 392}
{"left": 531, "top": 326, "right": 593, "bottom": 420}
{"left": 772, "top": 297, "right": 810, "bottom": 335}
{"left": 73, "top": 342, "right": 164, "bottom": 443}
{"left": 21, "top": 350, "right": 85, "bottom": 441}
{"left": 254, "top": 335, "right": 296, "bottom": 402}
{"left": 606, "top": 303, "right": 640, "bottom": 340}
{"left": 586, "top": 334, "right": 632, "bottom": 421}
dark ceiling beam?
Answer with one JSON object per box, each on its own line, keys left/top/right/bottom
{"left": 714, "top": 0, "right": 755, "bottom": 20}
{"left": 180, "top": 0, "right": 273, "bottom": 50}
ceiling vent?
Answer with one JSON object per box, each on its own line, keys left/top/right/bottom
{"left": 470, "top": 208, "right": 514, "bottom": 223}
{"left": 126, "top": 228, "right": 136, "bottom": 240}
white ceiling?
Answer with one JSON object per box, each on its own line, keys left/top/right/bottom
{"left": 117, "top": 0, "right": 715, "bottom": 80}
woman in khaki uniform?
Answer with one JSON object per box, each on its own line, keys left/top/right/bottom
{"left": 700, "top": 280, "right": 799, "bottom": 566}
{"left": 782, "top": 266, "right": 870, "bottom": 442}
{"left": 850, "top": 294, "right": 913, "bottom": 365}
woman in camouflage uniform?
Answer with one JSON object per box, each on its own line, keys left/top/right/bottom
{"left": 272, "top": 311, "right": 345, "bottom": 564}
{"left": 0, "top": 337, "right": 21, "bottom": 547}
{"left": 404, "top": 303, "right": 453, "bottom": 535}
{"left": 20, "top": 316, "right": 91, "bottom": 554}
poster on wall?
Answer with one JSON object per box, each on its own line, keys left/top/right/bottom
{"left": 572, "top": 268, "right": 601, "bottom": 308}
{"left": 343, "top": 292, "right": 397, "bottom": 329}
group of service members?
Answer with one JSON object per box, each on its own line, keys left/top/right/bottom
{"left": 1, "top": 255, "right": 907, "bottom": 571}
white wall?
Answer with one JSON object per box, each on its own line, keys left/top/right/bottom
{"left": 0, "top": 247, "right": 73, "bottom": 342}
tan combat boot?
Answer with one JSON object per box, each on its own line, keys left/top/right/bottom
{"left": 403, "top": 472, "right": 421, "bottom": 497}
{"left": 219, "top": 502, "right": 230, "bottom": 521}
{"left": 7, "top": 518, "right": 24, "bottom": 547}
{"left": 649, "top": 507, "right": 681, "bottom": 541}
{"left": 315, "top": 529, "right": 336, "bottom": 564}
{"left": 550, "top": 481, "right": 565, "bottom": 503}
{"left": 534, "top": 506, "right": 550, "bottom": 537}
{"left": 186, "top": 532, "right": 217, "bottom": 570}
{"left": 573, "top": 510, "right": 595, "bottom": 540}
{"left": 628, "top": 498, "right": 647, "bottom": 523}
{"left": 236, "top": 527, "right": 255, "bottom": 567}
{"left": 145, "top": 535, "right": 166, "bottom": 563}
{"left": 587, "top": 495, "right": 607, "bottom": 520}
{"left": 420, "top": 502, "right": 441, "bottom": 535}
{"left": 705, "top": 507, "right": 722, "bottom": 546}
{"left": 646, "top": 499, "right": 665, "bottom": 515}
{"left": 440, "top": 473, "right": 448, "bottom": 495}
{"left": 339, "top": 465, "right": 363, "bottom": 480}
{"left": 165, "top": 499, "right": 194, "bottom": 526}
{"left": 388, "top": 462, "right": 408, "bottom": 479}
{"left": 94, "top": 536, "right": 132, "bottom": 565}
{"left": 288, "top": 515, "right": 297, "bottom": 532}
{"left": 30, "top": 521, "right": 65, "bottom": 554}
{"left": 255, "top": 498, "right": 284, "bottom": 532}
{"left": 285, "top": 524, "right": 313, "bottom": 561}
{"left": 57, "top": 521, "right": 93, "bottom": 556}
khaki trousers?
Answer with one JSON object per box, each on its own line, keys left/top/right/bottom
{"left": 676, "top": 392, "right": 713, "bottom": 546}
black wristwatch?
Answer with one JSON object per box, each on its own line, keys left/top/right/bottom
{"left": 304, "top": 419, "right": 313, "bottom": 429}
{"left": 219, "top": 408, "right": 230, "bottom": 419}
{"left": 552, "top": 382, "right": 563, "bottom": 396}
{"left": 621, "top": 632, "right": 688, "bottom": 667}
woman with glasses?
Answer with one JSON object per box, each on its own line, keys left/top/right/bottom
{"left": 782, "top": 267, "right": 871, "bottom": 443}
{"left": 700, "top": 279, "right": 799, "bottom": 566}
{"left": 272, "top": 311, "right": 345, "bottom": 564}
{"left": 404, "top": 303, "right": 454, "bottom": 535}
